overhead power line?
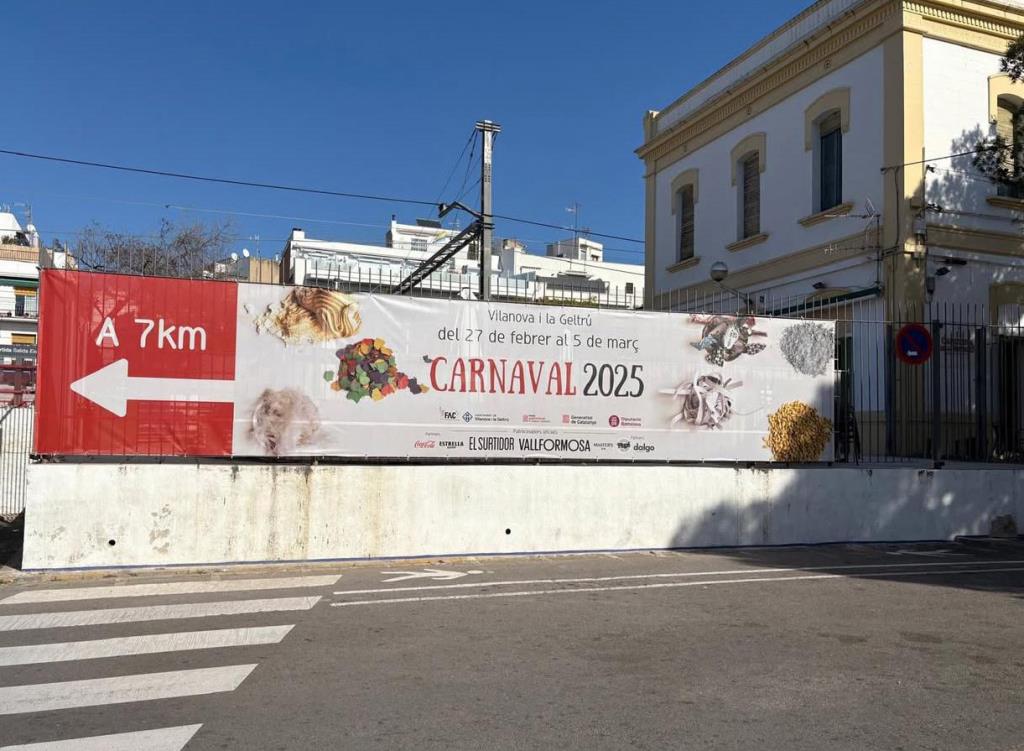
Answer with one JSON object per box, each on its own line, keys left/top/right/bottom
{"left": 492, "top": 214, "right": 643, "bottom": 244}
{"left": 436, "top": 130, "right": 476, "bottom": 205}
{"left": 0, "top": 146, "right": 645, "bottom": 245}
{"left": 0, "top": 148, "right": 437, "bottom": 208}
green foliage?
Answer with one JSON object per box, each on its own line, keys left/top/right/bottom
{"left": 1001, "top": 35, "right": 1024, "bottom": 83}
{"left": 972, "top": 135, "right": 1022, "bottom": 189}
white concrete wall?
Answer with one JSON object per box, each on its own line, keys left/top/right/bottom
{"left": 23, "top": 462, "right": 1022, "bottom": 569}
{"left": 922, "top": 38, "right": 1007, "bottom": 235}
{"left": 653, "top": 46, "right": 885, "bottom": 296}
{"left": 921, "top": 38, "right": 1024, "bottom": 311}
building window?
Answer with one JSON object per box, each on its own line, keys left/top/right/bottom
{"left": 677, "top": 184, "right": 695, "bottom": 260}
{"left": 409, "top": 237, "right": 428, "bottom": 253}
{"left": 819, "top": 111, "right": 843, "bottom": 211}
{"left": 996, "top": 97, "right": 1024, "bottom": 198}
{"left": 10, "top": 333, "right": 35, "bottom": 345}
{"left": 740, "top": 153, "right": 761, "bottom": 239}
{"left": 625, "top": 282, "right": 635, "bottom": 295}
{"left": 14, "top": 287, "right": 37, "bottom": 318}
{"left": 804, "top": 89, "right": 849, "bottom": 215}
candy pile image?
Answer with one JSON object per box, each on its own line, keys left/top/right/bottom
{"left": 326, "top": 338, "right": 428, "bottom": 403}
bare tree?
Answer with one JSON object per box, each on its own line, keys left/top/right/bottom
{"left": 72, "top": 219, "right": 234, "bottom": 278}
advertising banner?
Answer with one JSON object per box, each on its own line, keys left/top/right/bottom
{"left": 36, "top": 271, "right": 835, "bottom": 461}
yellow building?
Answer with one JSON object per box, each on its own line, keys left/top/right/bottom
{"left": 638, "top": 0, "right": 1024, "bottom": 460}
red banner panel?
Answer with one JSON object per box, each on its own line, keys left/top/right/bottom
{"left": 35, "top": 270, "right": 237, "bottom": 456}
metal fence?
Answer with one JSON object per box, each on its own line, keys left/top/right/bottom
{"left": 0, "top": 405, "right": 33, "bottom": 518}
{"left": 649, "top": 287, "right": 1023, "bottom": 465}
{"left": 32, "top": 258, "right": 1024, "bottom": 466}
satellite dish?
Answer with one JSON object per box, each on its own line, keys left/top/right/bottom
{"left": 230, "top": 252, "right": 239, "bottom": 262}
{"left": 242, "top": 248, "right": 250, "bottom": 258}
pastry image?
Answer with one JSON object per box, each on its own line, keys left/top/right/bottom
{"left": 660, "top": 373, "right": 741, "bottom": 429}
{"left": 250, "top": 388, "right": 322, "bottom": 456}
{"left": 254, "top": 287, "right": 361, "bottom": 344}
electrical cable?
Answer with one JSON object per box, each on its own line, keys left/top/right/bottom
{"left": 435, "top": 130, "right": 476, "bottom": 205}
{"left": 0, "top": 148, "right": 437, "bottom": 207}
{"left": 453, "top": 132, "right": 478, "bottom": 207}
{"left": 0, "top": 145, "right": 645, "bottom": 246}
{"left": 492, "top": 214, "right": 643, "bottom": 244}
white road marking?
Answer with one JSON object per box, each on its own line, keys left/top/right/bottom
{"left": 381, "top": 569, "right": 479, "bottom": 583}
{"left": 0, "top": 625, "right": 294, "bottom": 667}
{"left": 334, "top": 559, "right": 1024, "bottom": 596}
{"left": 886, "top": 549, "right": 968, "bottom": 557}
{"left": 0, "top": 664, "right": 256, "bottom": 715}
{"left": 330, "top": 566, "right": 1024, "bottom": 607}
{"left": 2, "top": 575, "right": 341, "bottom": 605}
{"left": 0, "top": 724, "right": 201, "bottom": 751}
{"left": 0, "top": 596, "right": 320, "bottom": 632}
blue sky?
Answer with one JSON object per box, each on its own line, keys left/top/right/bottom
{"left": 7, "top": 0, "right": 809, "bottom": 264}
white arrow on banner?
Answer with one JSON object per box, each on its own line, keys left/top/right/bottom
{"left": 70, "top": 359, "right": 234, "bottom": 417}
{"left": 381, "top": 569, "right": 483, "bottom": 583}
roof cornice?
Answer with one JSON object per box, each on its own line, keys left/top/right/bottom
{"left": 637, "top": 0, "right": 1024, "bottom": 164}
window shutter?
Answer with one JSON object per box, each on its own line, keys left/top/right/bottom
{"left": 741, "top": 154, "right": 760, "bottom": 238}
{"left": 995, "top": 100, "right": 1022, "bottom": 197}
{"left": 819, "top": 113, "right": 843, "bottom": 212}
{"left": 678, "top": 185, "right": 695, "bottom": 260}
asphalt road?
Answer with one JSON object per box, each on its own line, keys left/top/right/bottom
{"left": 1, "top": 543, "right": 1023, "bottom": 750}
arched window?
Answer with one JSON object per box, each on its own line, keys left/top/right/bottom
{"left": 996, "top": 95, "right": 1024, "bottom": 197}
{"left": 669, "top": 169, "right": 698, "bottom": 262}
{"left": 804, "top": 88, "right": 850, "bottom": 215}
{"left": 739, "top": 152, "right": 761, "bottom": 238}
{"left": 729, "top": 133, "right": 766, "bottom": 243}
{"left": 818, "top": 110, "right": 843, "bottom": 211}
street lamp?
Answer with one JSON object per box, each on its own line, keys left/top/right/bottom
{"left": 708, "top": 262, "right": 756, "bottom": 312}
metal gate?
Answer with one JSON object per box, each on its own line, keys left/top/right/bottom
{"left": 0, "top": 405, "right": 33, "bottom": 518}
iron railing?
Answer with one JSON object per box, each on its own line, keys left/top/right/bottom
{"left": 29, "top": 257, "right": 1024, "bottom": 465}
{"left": 0, "top": 405, "right": 33, "bottom": 518}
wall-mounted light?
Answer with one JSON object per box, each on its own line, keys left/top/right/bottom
{"left": 812, "top": 281, "right": 828, "bottom": 290}
{"left": 935, "top": 266, "right": 951, "bottom": 277}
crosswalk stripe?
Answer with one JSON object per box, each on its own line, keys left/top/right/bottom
{"left": 1, "top": 575, "right": 341, "bottom": 605}
{"left": 0, "top": 596, "right": 320, "bottom": 632}
{"left": 0, "top": 664, "right": 256, "bottom": 715}
{"left": 0, "top": 724, "right": 202, "bottom": 751}
{"left": 0, "top": 625, "right": 294, "bottom": 666}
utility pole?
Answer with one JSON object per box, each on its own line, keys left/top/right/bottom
{"left": 476, "top": 119, "right": 501, "bottom": 301}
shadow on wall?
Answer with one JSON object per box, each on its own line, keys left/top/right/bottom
{"left": 667, "top": 463, "right": 1023, "bottom": 596}
{"left": 926, "top": 126, "right": 995, "bottom": 217}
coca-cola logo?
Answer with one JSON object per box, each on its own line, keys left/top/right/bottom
{"left": 414, "top": 440, "right": 436, "bottom": 449}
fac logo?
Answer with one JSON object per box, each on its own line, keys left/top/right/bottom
{"left": 441, "top": 410, "right": 458, "bottom": 421}
{"left": 608, "top": 415, "right": 620, "bottom": 427}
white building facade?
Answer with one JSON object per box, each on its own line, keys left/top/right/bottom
{"left": 281, "top": 218, "right": 643, "bottom": 307}
{"left": 638, "top": 0, "right": 1024, "bottom": 459}
{"left": 639, "top": 0, "right": 1024, "bottom": 323}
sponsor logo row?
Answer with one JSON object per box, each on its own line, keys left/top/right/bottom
{"left": 415, "top": 436, "right": 655, "bottom": 454}
{"left": 442, "top": 408, "right": 643, "bottom": 429}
